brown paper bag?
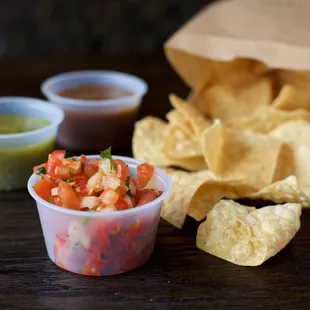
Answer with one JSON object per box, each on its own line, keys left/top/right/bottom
{"left": 164, "top": 0, "right": 310, "bottom": 95}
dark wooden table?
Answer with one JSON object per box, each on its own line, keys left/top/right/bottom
{"left": 1, "top": 55, "right": 310, "bottom": 310}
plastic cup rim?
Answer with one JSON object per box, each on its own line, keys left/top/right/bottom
{"left": 27, "top": 155, "right": 171, "bottom": 218}
{"left": 41, "top": 70, "right": 149, "bottom": 108}
{"left": 0, "top": 96, "right": 65, "bottom": 140}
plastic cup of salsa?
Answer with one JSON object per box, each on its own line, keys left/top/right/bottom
{"left": 0, "top": 97, "right": 64, "bottom": 191}
{"left": 27, "top": 156, "right": 171, "bottom": 276}
{"left": 41, "top": 71, "right": 148, "bottom": 151}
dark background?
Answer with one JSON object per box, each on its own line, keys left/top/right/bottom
{"left": 0, "top": 0, "right": 213, "bottom": 59}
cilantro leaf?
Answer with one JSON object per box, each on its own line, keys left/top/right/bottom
{"left": 36, "top": 167, "right": 46, "bottom": 175}
{"left": 125, "top": 176, "right": 131, "bottom": 188}
{"left": 127, "top": 189, "right": 133, "bottom": 197}
{"left": 100, "top": 146, "right": 116, "bottom": 170}
{"left": 48, "top": 196, "right": 53, "bottom": 203}
{"left": 64, "top": 175, "right": 74, "bottom": 182}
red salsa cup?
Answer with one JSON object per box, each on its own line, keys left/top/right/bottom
{"left": 27, "top": 156, "right": 171, "bottom": 276}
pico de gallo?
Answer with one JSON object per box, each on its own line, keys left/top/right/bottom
{"left": 33, "top": 147, "right": 162, "bottom": 211}
{"left": 32, "top": 148, "right": 164, "bottom": 276}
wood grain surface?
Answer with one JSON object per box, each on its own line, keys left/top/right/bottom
{"left": 0, "top": 56, "right": 310, "bottom": 310}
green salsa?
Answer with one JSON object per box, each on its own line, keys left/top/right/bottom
{"left": 0, "top": 138, "right": 56, "bottom": 191}
{"left": 0, "top": 115, "right": 50, "bottom": 134}
{"left": 0, "top": 115, "right": 55, "bottom": 190}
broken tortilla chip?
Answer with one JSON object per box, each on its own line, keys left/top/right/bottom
{"left": 275, "top": 69, "right": 310, "bottom": 95}
{"left": 212, "top": 58, "right": 270, "bottom": 88}
{"left": 272, "top": 84, "right": 310, "bottom": 111}
{"left": 270, "top": 120, "right": 310, "bottom": 197}
{"left": 201, "top": 77, "right": 272, "bottom": 122}
{"left": 166, "top": 110, "right": 193, "bottom": 136}
{"left": 227, "top": 106, "right": 310, "bottom": 133}
{"left": 247, "top": 176, "right": 310, "bottom": 208}
{"left": 161, "top": 169, "right": 255, "bottom": 227}
{"left": 169, "top": 94, "right": 210, "bottom": 135}
{"left": 162, "top": 124, "right": 203, "bottom": 158}
{"left": 132, "top": 116, "right": 207, "bottom": 171}
{"left": 196, "top": 200, "right": 302, "bottom": 266}
{"left": 201, "top": 119, "right": 283, "bottom": 189}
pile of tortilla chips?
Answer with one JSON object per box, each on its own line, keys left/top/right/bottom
{"left": 132, "top": 63, "right": 310, "bottom": 266}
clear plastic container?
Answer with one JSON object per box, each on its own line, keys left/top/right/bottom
{"left": 27, "top": 156, "right": 171, "bottom": 276}
{"left": 41, "top": 71, "right": 148, "bottom": 151}
{"left": 0, "top": 97, "right": 64, "bottom": 190}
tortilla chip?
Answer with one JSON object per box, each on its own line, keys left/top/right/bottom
{"left": 132, "top": 116, "right": 207, "bottom": 171}
{"left": 169, "top": 94, "right": 210, "bottom": 135}
{"left": 162, "top": 124, "right": 203, "bottom": 158}
{"left": 272, "top": 84, "right": 310, "bottom": 111}
{"left": 201, "top": 119, "right": 283, "bottom": 189}
{"left": 202, "top": 77, "right": 272, "bottom": 122}
{"left": 165, "top": 110, "right": 193, "bottom": 136}
{"left": 197, "top": 200, "right": 302, "bottom": 266}
{"left": 227, "top": 106, "right": 310, "bottom": 133}
{"left": 161, "top": 169, "right": 255, "bottom": 227}
{"left": 275, "top": 69, "right": 310, "bottom": 95}
{"left": 270, "top": 120, "right": 310, "bottom": 197}
{"left": 247, "top": 176, "right": 310, "bottom": 208}
{"left": 272, "top": 143, "right": 295, "bottom": 182}
{"left": 212, "top": 58, "right": 270, "bottom": 88}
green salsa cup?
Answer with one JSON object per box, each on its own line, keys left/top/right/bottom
{"left": 0, "top": 97, "right": 64, "bottom": 190}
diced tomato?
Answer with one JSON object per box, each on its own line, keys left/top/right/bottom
{"left": 58, "top": 182, "right": 80, "bottom": 210}
{"left": 81, "top": 154, "right": 87, "bottom": 165}
{"left": 99, "top": 188, "right": 120, "bottom": 206}
{"left": 42, "top": 174, "right": 57, "bottom": 187}
{"left": 115, "top": 196, "right": 129, "bottom": 210}
{"left": 115, "top": 185, "right": 127, "bottom": 197}
{"left": 84, "top": 158, "right": 99, "bottom": 178}
{"left": 114, "top": 159, "right": 130, "bottom": 181}
{"left": 33, "top": 163, "right": 46, "bottom": 174}
{"left": 54, "top": 234, "right": 69, "bottom": 269}
{"left": 67, "top": 160, "right": 82, "bottom": 174}
{"left": 75, "top": 179, "right": 89, "bottom": 196}
{"left": 80, "top": 260, "right": 105, "bottom": 276}
{"left": 136, "top": 189, "right": 157, "bottom": 206}
{"left": 89, "top": 159, "right": 99, "bottom": 168}
{"left": 54, "top": 165, "right": 71, "bottom": 179}
{"left": 128, "top": 219, "right": 144, "bottom": 238}
{"left": 96, "top": 221, "right": 121, "bottom": 237}
{"left": 95, "top": 233, "right": 110, "bottom": 253}
{"left": 73, "top": 172, "right": 87, "bottom": 181}
{"left": 80, "top": 246, "right": 106, "bottom": 276}
{"left": 135, "top": 163, "right": 154, "bottom": 190}
{"left": 46, "top": 151, "right": 65, "bottom": 176}
{"left": 52, "top": 195, "right": 62, "bottom": 206}
{"left": 51, "top": 150, "right": 66, "bottom": 160}
{"left": 34, "top": 178, "right": 54, "bottom": 201}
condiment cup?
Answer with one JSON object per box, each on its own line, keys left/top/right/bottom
{"left": 27, "top": 156, "right": 171, "bottom": 276}
{"left": 0, "top": 97, "right": 64, "bottom": 190}
{"left": 41, "top": 71, "right": 148, "bottom": 151}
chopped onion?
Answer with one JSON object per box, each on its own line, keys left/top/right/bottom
{"left": 68, "top": 219, "right": 90, "bottom": 248}
{"left": 124, "top": 195, "right": 134, "bottom": 209}
{"left": 51, "top": 187, "right": 59, "bottom": 196}
{"left": 87, "top": 171, "right": 103, "bottom": 192}
{"left": 129, "top": 182, "right": 136, "bottom": 196}
{"left": 100, "top": 205, "right": 117, "bottom": 212}
{"left": 144, "top": 175, "right": 157, "bottom": 189}
{"left": 80, "top": 196, "right": 101, "bottom": 209}
{"left": 99, "top": 158, "right": 115, "bottom": 176}
{"left": 101, "top": 176, "right": 121, "bottom": 190}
